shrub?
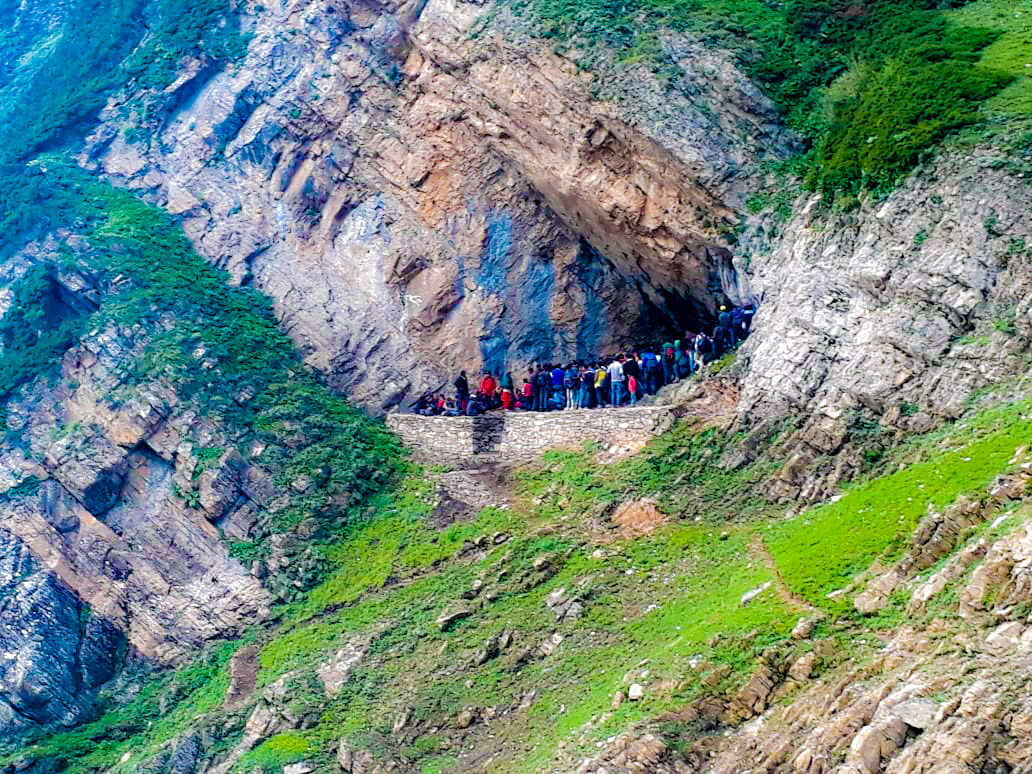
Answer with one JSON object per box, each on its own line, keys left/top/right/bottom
{"left": 0, "top": 265, "right": 86, "bottom": 403}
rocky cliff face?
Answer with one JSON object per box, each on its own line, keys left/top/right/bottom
{"left": 731, "top": 150, "right": 1031, "bottom": 500}
{"left": 1, "top": 0, "right": 1031, "bottom": 762}
{"left": 81, "top": 0, "right": 793, "bottom": 411}
{"left": 0, "top": 250, "right": 270, "bottom": 740}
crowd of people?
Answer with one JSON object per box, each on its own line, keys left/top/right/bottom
{"left": 412, "top": 303, "right": 756, "bottom": 416}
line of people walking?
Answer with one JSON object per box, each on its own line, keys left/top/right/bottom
{"left": 411, "top": 303, "right": 755, "bottom": 416}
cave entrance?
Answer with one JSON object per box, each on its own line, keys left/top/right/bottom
{"left": 636, "top": 285, "right": 718, "bottom": 346}
{"left": 572, "top": 237, "right": 722, "bottom": 356}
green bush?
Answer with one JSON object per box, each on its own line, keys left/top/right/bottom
{"left": 810, "top": 55, "right": 1011, "bottom": 195}
{"left": 0, "top": 0, "right": 245, "bottom": 167}
{"left": 0, "top": 265, "right": 86, "bottom": 403}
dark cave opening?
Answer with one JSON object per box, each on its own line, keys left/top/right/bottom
{"left": 639, "top": 285, "right": 718, "bottom": 346}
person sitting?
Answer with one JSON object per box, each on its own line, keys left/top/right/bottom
{"left": 443, "top": 397, "right": 462, "bottom": 416}
{"left": 479, "top": 371, "right": 497, "bottom": 399}
{"left": 547, "top": 388, "right": 565, "bottom": 411}
{"left": 413, "top": 394, "right": 432, "bottom": 415}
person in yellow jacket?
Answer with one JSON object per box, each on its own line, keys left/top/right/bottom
{"left": 595, "top": 363, "right": 607, "bottom": 407}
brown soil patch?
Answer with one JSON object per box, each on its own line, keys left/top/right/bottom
{"left": 611, "top": 499, "right": 668, "bottom": 539}
{"left": 224, "top": 643, "right": 260, "bottom": 709}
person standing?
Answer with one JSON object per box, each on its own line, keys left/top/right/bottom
{"left": 718, "top": 305, "right": 731, "bottom": 329}
{"left": 564, "top": 363, "right": 578, "bottom": 411}
{"left": 501, "top": 371, "right": 515, "bottom": 410}
{"left": 535, "top": 366, "right": 550, "bottom": 412}
{"left": 662, "top": 342, "right": 675, "bottom": 386}
{"left": 579, "top": 364, "right": 593, "bottom": 409}
{"left": 454, "top": 371, "right": 469, "bottom": 410}
{"left": 595, "top": 362, "right": 607, "bottom": 407}
{"left": 607, "top": 356, "right": 625, "bottom": 407}
{"left": 624, "top": 353, "right": 641, "bottom": 401}
{"left": 479, "top": 371, "right": 496, "bottom": 399}
{"left": 628, "top": 373, "right": 638, "bottom": 406}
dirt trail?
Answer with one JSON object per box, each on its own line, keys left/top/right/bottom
{"left": 749, "top": 534, "right": 821, "bottom": 614}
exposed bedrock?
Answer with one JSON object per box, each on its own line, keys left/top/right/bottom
{"left": 81, "top": 0, "right": 793, "bottom": 411}
{"left": 732, "top": 151, "right": 1032, "bottom": 500}
{"left": 0, "top": 270, "right": 272, "bottom": 739}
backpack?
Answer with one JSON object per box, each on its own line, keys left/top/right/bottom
{"left": 564, "top": 370, "right": 576, "bottom": 389}
{"left": 697, "top": 336, "right": 712, "bottom": 355}
{"left": 677, "top": 354, "right": 691, "bottom": 378}
{"left": 664, "top": 347, "right": 675, "bottom": 362}
{"left": 536, "top": 372, "right": 549, "bottom": 389}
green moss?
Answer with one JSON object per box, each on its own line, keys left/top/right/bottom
{"left": 0, "top": 264, "right": 86, "bottom": 404}
{"left": 236, "top": 731, "right": 315, "bottom": 772}
{"left": 0, "top": 0, "right": 245, "bottom": 167}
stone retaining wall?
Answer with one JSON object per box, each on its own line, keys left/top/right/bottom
{"left": 386, "top": 407, "right": 676, "bottom": 463}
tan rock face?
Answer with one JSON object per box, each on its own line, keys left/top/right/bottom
{"left": 81, "top": 0, "right": 792, "bottom": 412}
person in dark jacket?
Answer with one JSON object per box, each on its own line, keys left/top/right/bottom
{"left": 535, "top": 366, "right": 551, "bottom": 412}
{"left": 717, "top": 305, "right": 731, "bottom": 329}
{"left": 580, "top": 365, "right": 594, "bottom": 408}
{"left": 454, "top": 371, "right": 469, "bottom": 409}
{"left": 623, "top": 353, "right": 641, "bottom": 398}
{"left": 712, "top": 324, "right": 732, "bottom": 357}
{"left": 662, "top": 342, "right": 676, "bottom": 386}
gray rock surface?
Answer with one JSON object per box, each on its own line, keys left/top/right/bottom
{"left": 0, "top": 529, "right": 124, "bottom": 737}
{"left": 733, "top": 151, "right": 1031, "bottom": 499}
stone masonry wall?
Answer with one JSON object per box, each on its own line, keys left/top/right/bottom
{"left": 386, "top": 407, "right": 676, "bottom": 464}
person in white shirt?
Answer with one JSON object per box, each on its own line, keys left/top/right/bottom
{"left": 607, "top": 356, "right": 625, "bottom": 407}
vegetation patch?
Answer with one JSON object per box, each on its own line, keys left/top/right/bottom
{"left": 0, "top": 0, "right": 246, "bottom": 167}
{"left": 0, "top": 160, "right": 404, "bottom": 562}
{"left": 766, "top": 397, "right": 1032, "bottom": 611}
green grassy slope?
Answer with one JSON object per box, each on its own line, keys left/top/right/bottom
{"left": 12, "top": 390, "right": 1031, "bottom": 772}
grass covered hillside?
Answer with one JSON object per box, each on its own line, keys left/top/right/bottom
{"left": 7, "top": 384, "right": 1032, "bottom": 772}
{"left": 508, "top": 0, "right": 1031, "bottom": 198}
